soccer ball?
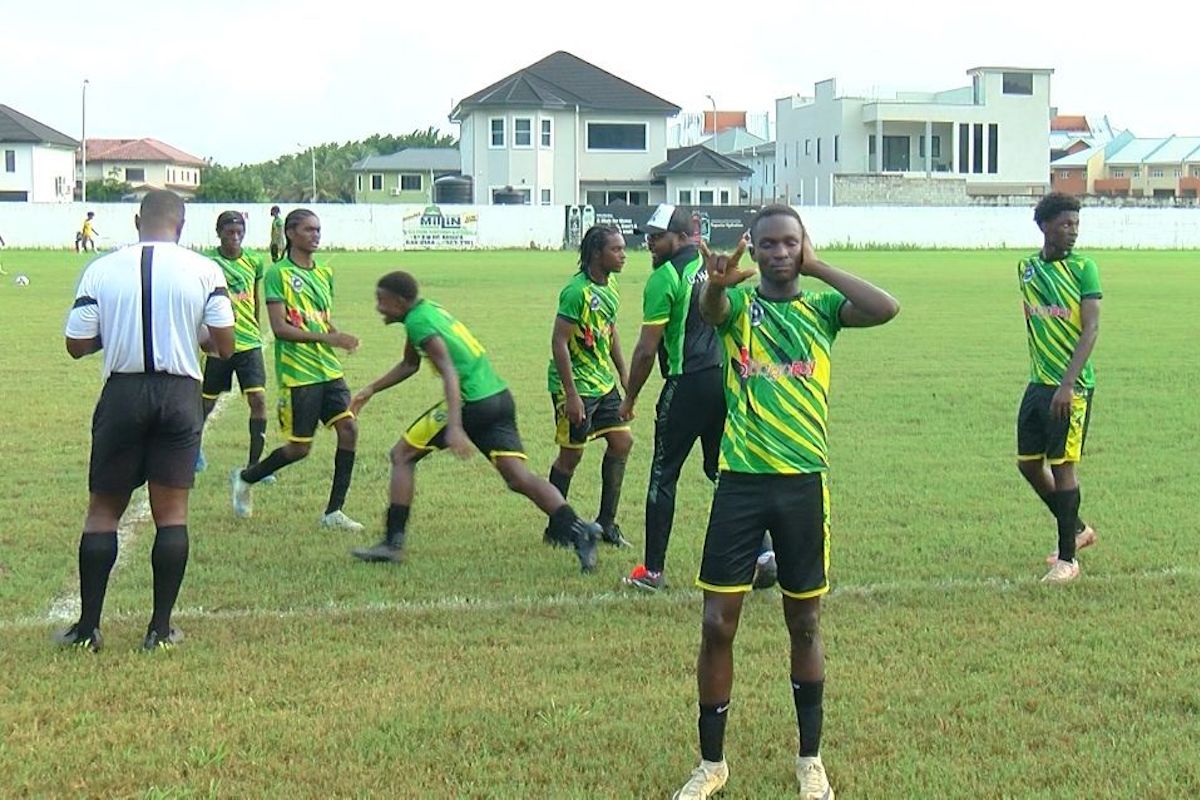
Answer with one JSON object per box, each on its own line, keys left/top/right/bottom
{"left": 14, "top": 274, "right": 29, "bottom": 286}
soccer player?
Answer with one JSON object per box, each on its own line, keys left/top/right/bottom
{"left": 0, "top": 230, "right": 7, "bottom": 275}
{"left": 195, "top": 211, "right": 271, "bottom": 477}
{"left": 79, "top": 211, "right": 98, "bottom": 252}
{"left": 545, "top": 225, "right": 634, "bottom": 548}
{"left": 671, "top": 206, "right": 899, "bottom": 800}
{"left": 229, "top": 209, "right": 363, "bottom": 530}
{"left": 269, "top": 205, "right": 285, "bottom": 262}
{"left": 1017, "top": 192, "right": 1101, "bottom": 584}
{"left": 347, "top": 271, "right": 602, "bottom": 573}
{"left": 58, "top": 190, "right": 235, "bottom": 652}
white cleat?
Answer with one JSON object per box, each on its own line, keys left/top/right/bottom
{"left": 672, "top": 760, "right": 728, "bottom": 800}
{"left": 230, "top": 469, "right": 253, "bottom": 518}
{"left": 1041, "top": 558, "right": 1080, "bottom": 585}
{"left": 796, "top": 755, "right": 834, "bottom": 800}
{"left": 320, "top": 510, "right": 364, "bottom": 532}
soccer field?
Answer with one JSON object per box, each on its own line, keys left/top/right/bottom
{"left": 0, "top": 247, "right": 1197, "bottom": 799}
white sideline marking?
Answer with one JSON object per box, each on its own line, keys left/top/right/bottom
{"left": 11, "top": 565, "right": 1198, "bottom": 634}
{"left": 44, "top": 393, "right": 238, "bottom": 622}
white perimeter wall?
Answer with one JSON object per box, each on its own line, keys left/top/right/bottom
{"left": 1, "top": 202, "right": 1199, "bottom": 249}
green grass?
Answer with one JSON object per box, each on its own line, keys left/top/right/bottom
{"left": 1, "top": 247, "right": 1197, "bottom": 798}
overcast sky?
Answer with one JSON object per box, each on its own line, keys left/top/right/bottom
{"left": 4, "top": 0, "right": 1197, "bottom": 165}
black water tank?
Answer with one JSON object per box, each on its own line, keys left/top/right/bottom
{"left": 492, "top": 186, "right": 527, "bottom": 205}
{"left": 434, "top": 175, "right": 472, "bottom": 204}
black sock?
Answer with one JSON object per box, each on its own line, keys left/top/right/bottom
{"left": 325, "top": 448, "right": 356, "bottom": 515}
{"left": 597, "top": 454, "right": 626, "bottom": 528}
{"left": 248, "top": 418, "right": 267, "bottom": 467}
{"left": 77, "top": 531, "right": 118, "bottom": 635}
{"left": 698, "top": 702, "right": 730, "bottom": 763}
{"left": 792, "top": 679, "right": 824, "bottom": 757}
{"left": 386, "top": 504, "right": 410, "bottom": 546}
{"left": 243, "top": 447, "right": 296, "bottom": 483}
{"left": 548, "top": 465, "right": 573, "bottom": 502}
{"left": 547, "top": 504, "right": 579, "bottom": 541}
{"left": 1039, "top": 490, "right": 1087, "bottom": 534}
{"left": 150, "top": 525, "right": 188, "bottom": 636}
{"left": 1052, "top": 488, "right": 1082, "bottom": 562}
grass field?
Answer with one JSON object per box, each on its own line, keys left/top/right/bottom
{"left": 0, "top": 245, "right": 1197, "bottom": 799}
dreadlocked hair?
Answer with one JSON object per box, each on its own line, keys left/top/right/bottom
{"left": 283, "top": 208, "right": 317, "bottom": 257}
{"left": 579, "top": 225, "right": 622, "bottom": 273}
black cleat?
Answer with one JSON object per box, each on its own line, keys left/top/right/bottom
{"left": 52, "top": 623, "right": 103, "bottom": 653}
{"left": 143, "top": 627, "right": 184, "bottom": 652}
{"left": 600, "top": 522, "right": 633, "bottom": 548}
{"left": 351, "top": 537, "right": 406, "bottom": 563}
{"left": 752, "top": 553, "right": 778, "bottom": 590}
{"left": 572, "top": 519, "right": 601, "bottom": 573}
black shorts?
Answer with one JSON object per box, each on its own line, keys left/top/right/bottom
{"left": 1017, "top": 383, "right": 1094, "bottom": 465}
{"left": 551, "top": 387, "right": 630, "bottom": 448}
{"left": 201, "top": 348, "right": 267, "bottom": 400}
{"left": 89, "top": 373, "right": 204, "bottom": 494}
{"left": 278, "top": 378, "right": 353, "bottom": 443}
{"left": 404, "top": 389, "right": 526, "bottom": 461}
{"left": 698, "top": 472, "right": 830, "bottom": 599}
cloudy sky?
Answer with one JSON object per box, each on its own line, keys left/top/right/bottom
{"left": 4, "top": 0, "right": 1196, "bottom": 165}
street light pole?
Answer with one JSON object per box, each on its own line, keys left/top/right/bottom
{"left": 704, "top": 94, "right": 717, "bottom": 137}
{"left": 298, "top": 143, "right": 316, "bottom": 202}
{"left": 81, "top": 79, "right": 89, "bottom": 203}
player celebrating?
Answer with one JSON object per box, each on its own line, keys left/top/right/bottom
{"left": 196, "top": 211, "right": 271, "bottom": 478}
{"left": 230, "top": 209, "right": 363, "bottom": 530}
{"left": 1017, "top": 192, "right": 1101, "bottom": 584}
{"left": 545, "top": 225, "right": 634, "bottom": 549}
{"left": 347, "top": 271, "right": 602, "bottom": 573}
{"left": 671, "top": 206, "right": 899, "bottom": 800}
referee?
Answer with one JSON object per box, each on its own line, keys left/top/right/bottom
{"left": 57, "top": 190, "right": 235, "bottom": 652}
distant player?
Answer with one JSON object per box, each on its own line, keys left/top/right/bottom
{"left": 230, "top": 209, "right": 363, "bottom": 530}
{"left": 1017, "top": 192, "right": 1101, "bottom": 584}
{"left": 545, "top": 225, "right": 634, "bottom": 549}
{"left": 269, "top": 205, "right": 285, "bottom": 262}
{"left": 0, "top": 230, "right": 7, "bottom": 275}
{"left": 671, "top": 206, "right": 899, "bottom": 800}
{"left": 78, "top": 211, "right": 98, "bottom": 252}
{"left": 347, "top": 271, "right": 602, "bottom": 573}
{"left": 195, "top": 211, "right": 271, "bottom": 478}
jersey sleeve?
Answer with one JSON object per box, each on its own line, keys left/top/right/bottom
{"left": 263, "top": 263, "right": 285, "bottom": 303}
{"left": 64, "top": 266, "right": 100, "bottom": 339}
{"left": 715, "top": 285, "right": 750, "bottom": 336}
{"left": 813, "top": 290, "right": 847, "bottom": 338}
{"left": 556, "top": 280, "right": 584, "bottom": 323}
{"left": 204, "top": 265, "right": 235, "bottom": 328}
{"left": 1078, "top": 258, "right": 1102, "bottom": 299}
{"left": 642, "top": 267, "right": 675, "bottom": 325}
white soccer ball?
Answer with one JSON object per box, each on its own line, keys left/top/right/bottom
{"left": 14, "top": 274, "right": 29, "bottom": 286}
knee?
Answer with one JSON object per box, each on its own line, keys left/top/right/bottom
{"left": 785, "top": 608, "right": 821, "bottom": 649}
{"left": 503, "top": 470, "right": 529, "bottom": 494}
{"left": 608, "top": 432, "right": 634, "bottom": 459}
{"left": 390, "top": 442, "right": 418, "bottom": 467}
{"left": 247, "top": 393, "right": 267, "bottom": 416}
{"left": 700, "top": 606, "right": 739, "bottom": 650}
{"left": 1017, "top": 459, "right": 1042, "bottom": 480}
{"left": 337, "top": 419, "right": 359, "bottom": 446}
{"left": 283, "top": 442, "right": 311, "bottom": 461}
{"left": 555, "top": 450, "right": 582, "bottom": 474}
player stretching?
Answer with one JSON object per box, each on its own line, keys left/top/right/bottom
{"left": 672, "top": 206, "right": 899, "bottom": 800}
{"left": 348, "top": 271, "right": 602, "bottom": 573}
{"left": 1017, "top": 192, "right": 1101, "bottom": 584}
{"left": 230, "top": 209, "right": 363, "bottom": 530}
{"left": 545, "top": 225, "right": 634, "bottom": 549}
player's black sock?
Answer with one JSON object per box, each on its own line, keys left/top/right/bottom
{"left": 77, "top": 531, "right": 118, "bottom": 636}
{"left": 1039, "top": 490, "right": 1087, "bottom": 534}
{"left": 597, "top": 454, "right": 626, "bottom": 528}
{"left": 698, "top": 701, "right": 730, "bottom": 763}
{"left": 546, "top": 504, "right": 580, "bottom": 543}
{"left": 325, "top": 448, "right": 356, "bottom": 515}
{"left": 242, "top": 447, "right": 296, "bottom": 483}
{"left": 149, "top": 525, "right": 188, "bottom": 637}
{"left": 1051, "top": 487, "right": 1081, "bottom": 562}
{"left": 548, "top": 465, "right": 573, "bottom": 501}
{"left": 792, "top": 679, "right": 824, "bottom": 757}
{"left": 386, "top": 504, "right": 410, "bottom": 546}
{"left": 248, "top": 418, "right": 267, "bottom": 467}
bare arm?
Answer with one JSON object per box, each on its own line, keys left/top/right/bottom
{"left": 267, "top": 301, "right": 358, "bottom": 351}
{"left": 699, "top": 237, "right": 754, "bottom": 327}
{"left": 1050, "top": 298, "right": 1100, "bottom": 419}
{"left": 610, "top": 326, "right": 629, "bottom": 392}
{"left": 551, "top": 316, "right": 580, "bottom": 400}
{"left": 620, "top": 323, "right": 665, "bottom": 417}
{"left": 369, "top": 339, "right": 422, "bottom": 394}
{"left": 799, "top": 235, "right": 898, "bottom": 328}
{"left": 65, "top": 336, "right": 102, "bottom": 359}
{"left": 700, "top": 280, "right": 732, "bottom": 327}
{"left": 422, "top": 334, "right": 473, "bottom": 458}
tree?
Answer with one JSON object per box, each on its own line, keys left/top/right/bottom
{"left": 85, "top": 178, "right": 133, "bottom": 202}
{"left": 193, "top": 165, "right": 268, "bottom": 202}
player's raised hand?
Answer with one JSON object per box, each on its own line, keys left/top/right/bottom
{"left": 701, "top": 236, "right": 755, "bottom": 288}
{"left": 798, "top": 225, "right": 820, "bottom": 275}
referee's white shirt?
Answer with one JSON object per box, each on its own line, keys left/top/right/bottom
{"left": 65, "top": 241, "right": 235, "bottom": 381}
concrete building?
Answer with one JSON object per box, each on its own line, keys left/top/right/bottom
{"left": 350, "top": 148, "right": 461, "bottom": 204}
{"left": 80, "top": 138, "right": 205, "bottom": 198}
{"left": 653, "top": 145, "right": 752, "bottom": 206}
{"left": 0, "top": 104, "right": 78, "bottom": 203}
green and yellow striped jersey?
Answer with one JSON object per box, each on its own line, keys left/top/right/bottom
{"left": 206, "top": 248, "right": 265, "bottom": 352}
{"left": 1018, "top": 253, "right": 1102, "bottom": 390}
{"left": 547, "top": 272, "right": 619, "bottom": 397}
{"left": 263, "top": 257, "right": 343, "bottom": 387}
{"left": 404, "top": 299, "right": 507, "bottom": 403}
{"left": 715, "top": 286, "right": 846, "bottom": 474}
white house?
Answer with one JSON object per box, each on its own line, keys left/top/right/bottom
{"left": 776, "top": 67, "right": 1053, "bottom": 205}
{"left": 654, "top": 146, "right": 752, "bottom": 206}
{"left": 450, "top": 51, "right": 681, "bottom": 206}
{"left": 0, "top": 104, "right": 78, "bottom": 203}
{"left": 80, "top": 138, "right": 205, "bottom": 198}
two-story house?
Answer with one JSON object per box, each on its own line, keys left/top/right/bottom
{"left": 776, "top": 67, "right": 1053, "bottom": 205}
{"left": 80, "top": 138, "right": 205, "bottom": 198}
{"left": 350, "top": 148, "right": 461, "bottom": 204}
{"left": 0, "top": 104, "right": 78, "bottom": 202}
{"left": 450, "top": 51, "right": 680, "bottom": 206}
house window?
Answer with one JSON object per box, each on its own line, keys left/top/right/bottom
{"left": 1002, "top": 72, "right": 1034, "bottom": 95}
{"left": 585, "top": 190, "right": 606, "bottom": 205}
{"left": 677, "top": 189, "right": 693, "bottom": 204}
{"left": 972, "top": 124, "right": 983, "bottom": 174}
{"left": 371, "top": 174, "right": 383, "bottom": 191}
{"left": 514, "top": 118, "right": 533, "bottom": 148}
{"left": 1059, "top": 171, "right": 1071, "bottom": 179}
{"left": 1174, "top": 169, "right": 1182, "bottom": 177}
{"left": 1150, "top": 169, "right": 1164, "bottom": 178}
{"left": 816, "top": 138, "right": 821, "bottom": 164}
{"left": 126, "top": 167, "right": 146, "bottom": 182}
{"left": 1131, "top": 168, "right": 1140, "bottom": 177}
{"left": 958, "top": 123, "right": 969, "bottom": 173}
{"left": 540, "top": 118, "right": 553, "bottom": 148}
{"left": 804, "top": 139, "right": 811, "bottom": 156}
{"left": 918, "top": 136, "right": 942, "bottom": 159}
{"left": 1192, "top": 166, "right": 1200, "bottom": 177}
{"left": 987, "top": 124, "right": 998, "bottom": 174}
{"left": 356, "top": 174, "right": 363, "bottom": 192}
{"left": 868, "top": 135, "right": 876, "bottom": 156}
{"left": 834, "top": 135, "right": 839, "bottom": 162}
{"left": 719, "top": 189, "right": 731, "bottom": 205}
{"left": 540, "top": 188, "right": 552, "bottom": 205}
{"left": 1111, "top": 169, "right": 1125, "bottom": 178}
{"left": 4, "top": 150, "right": 14, "bottom": 172}
{"left": 490, "top": 118, "right": 505, "bottom": 148}
{"left": 401, "top": 174, "right": 422, "bottom": 191}
{"left": 698, "top": 189, "right": 714, "bottom": 204}
{"left": 586, "top": 122, "right": 647, "bottom": 151}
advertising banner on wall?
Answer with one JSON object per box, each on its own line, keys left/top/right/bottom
{"left": 402, "top": 205, "right": 479, "bottom": 249}
{"left": 564, "top": 204, "right": 759, "bottom": 250}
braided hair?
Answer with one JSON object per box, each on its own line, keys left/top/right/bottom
{"left": 283, "top": 208, "right": 317, "bottom": 258}
{"left": 578, "top": 225, "right": 622, "bottom": 273}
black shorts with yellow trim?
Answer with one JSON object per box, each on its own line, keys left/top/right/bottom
{"left": 551, "top": 387, "right": 630, "bottom": 448}
{"left": 277, "top": 378, "right": 352, "bottom": 443}
{"left": 698, "top": 471, "right": 830, "bottom": 599}
{"left": 404, "top": 388, "right": 526, "bottom": 462}
{"left": 202, "top": 347, "right": 267, "bottom": 400}
{"left": 1017, "top": 382, "right": 1093, "bottom": 466}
